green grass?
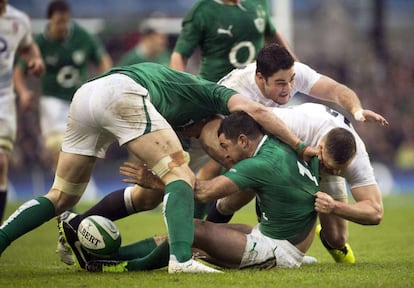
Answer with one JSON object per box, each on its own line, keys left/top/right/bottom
{"left": 1, "top": 195, "right": 414, "bottom": 288}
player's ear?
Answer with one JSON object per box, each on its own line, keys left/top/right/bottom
{"left": 238, "top": 134, "right": 249, "bottom": 148}
{"left": 256, "top": 71, "right": 265, "bottom": 83}
{"left": 317, "top": 141, "right": 324, "bottom": 161}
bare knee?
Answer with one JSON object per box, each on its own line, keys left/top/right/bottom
{"left": 45, "top": 189, "right": 80, "bottom": 215}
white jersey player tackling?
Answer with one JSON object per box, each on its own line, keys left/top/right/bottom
{"left": 0, "top": 1, "right": 45, "bottom": 223}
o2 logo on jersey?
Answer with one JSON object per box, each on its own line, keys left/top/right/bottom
{"left": 57, "top": 65, "right": 80, "bottom": 88}
{"left": 0, "top": 37, "right": 8, "bottom": 53}
{"left": 229, "top": 41, "right": 255, "bottom": 68}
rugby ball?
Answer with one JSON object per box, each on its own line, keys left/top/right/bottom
{"left": 77, "top": 215, "right": 121, "bottom": 256}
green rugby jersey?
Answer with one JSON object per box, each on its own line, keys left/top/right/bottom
{"left": 174, "top": 0, "right": 276, "bottom": 82}
{"left": 18, "top": 22, "right": 107, "bottom": 101}
{"left": 99, "top": 62, "right": 237, "bottom": 128}
{"left": 224, "top": 136, "right": 319, "bottom": 240}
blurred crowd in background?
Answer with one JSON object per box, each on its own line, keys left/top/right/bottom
{"left": 9, "top": 0, "right": 414, "bottom": 177}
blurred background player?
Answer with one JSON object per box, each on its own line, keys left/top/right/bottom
{"left": 0, "top": 0, "right": 45, "bottom": 223}
{"left": 13, "top": 0, "right": 112, "bottom": 170}
{"left": 117, "top": 25, "right": 170, "bottom": 67}
{"left": 170, "top": 0, "right": 296, "bottom": 82}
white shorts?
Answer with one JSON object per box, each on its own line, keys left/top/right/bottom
{"left": 40, "top": 96, "right": 71, "bottom": 137}
{"left": 240, "top": 225, "right": 304, "bottom": 269}
{"left": 0, "top": 87, "right": 17, "bottom": 152}
{"left": 62, "top": 73, "right": 171, "bottom": 158}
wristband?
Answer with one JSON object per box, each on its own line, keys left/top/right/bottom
{"left": 353, "top": 109, "right": 365, "bottom": 121}
{"left": 296, "top": 141, "right": 307, "bottom": 155}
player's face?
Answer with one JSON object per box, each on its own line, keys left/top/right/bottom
{"left": 48, "top": 11, "right": 71, "bottom": 40}
{"left": 257, "top": 68, "right": 295, "bottom": 105}
{"left": 147, "top": 33, "right": 168, "bottom": 56}
{"left": 218, "top": 133, "right": 249, "bottom": 164}
{"left": 318, "top": 145, "right": 350, "bottom": 176}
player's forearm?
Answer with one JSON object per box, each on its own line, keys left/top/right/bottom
{"left": 169, "top": 52, "right": 188, "bottom": 71}
{"left": 273, "top": 32, "right": 298, "bottom": 61}
{"left": 333, "top": 83, "right": 363, "bottom": 115}
{"left": 194, "top": 177, "right": 236, "bottom": 203}
{"left": 98, "top": 54, "right": 113, "bottom": 73}
{"left": 13, "top": 66, "right": 29, "bottom": 95}
{"left": 251, "top": 107, "right": 302, "bottom": 150}
{"left": 331, "top": 200, "right": 383, "bottom": 225}
{"left": 18, "top": 42, "right": 42, "bottom": 64}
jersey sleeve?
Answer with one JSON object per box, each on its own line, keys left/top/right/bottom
{"left": 173, "top": 3, "right": 204, "bottom": 58}
{"left": 223, "top": 158, "right": 268, "bottom": 191}
{"left": 292, "top": 62, "right": 322, "bottom": 95}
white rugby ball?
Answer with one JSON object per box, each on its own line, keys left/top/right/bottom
{"left": 77, "top": 215, "right": 121, "bottom": 256}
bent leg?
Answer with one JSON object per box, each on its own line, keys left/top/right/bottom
{"left": 126, "top": 128, "right": 195, "bottom": 263}
{"left": 0, "top": 152, "right": 94, "bottom": 255}
{"left": 193, "top": 219, "right": 250, "bottom": 268}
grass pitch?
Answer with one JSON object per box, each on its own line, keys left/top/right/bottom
{"left": 1, "top": 195, "right": 413, "bottom": 288}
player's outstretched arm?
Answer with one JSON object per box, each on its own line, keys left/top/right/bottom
{"left": 309, "top": 75, "right": 389, "bottom": 126}
{"left": 314, "top": 184, "right": 383, "bottom": 225}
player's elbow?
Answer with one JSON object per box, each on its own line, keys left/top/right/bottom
{"left": 372, "top": 208, "right": 383, "bottom": 225}
{"left": 367, "top": 205, "right": 383, "bottom": 225}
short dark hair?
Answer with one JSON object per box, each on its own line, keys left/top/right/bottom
{"left": 217, "top": 111, "right": 264, "bottom": 142}
{"left": 47, "top": 0, "right": 70, "bottom": 18}
{"left": 325, "top": 127, "right": 357, "bottom": 165}
{"left": 256, "top": 43, "right": 294, "bottom": 79}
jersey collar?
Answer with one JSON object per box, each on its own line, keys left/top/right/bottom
{"left": 252, "top": 135, "right": 268, "bottom": 157}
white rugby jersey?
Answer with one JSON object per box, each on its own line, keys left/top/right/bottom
{"left": 273, "top": 103, "right": 377, "bottom": 189}
{"left": 0, "top": 5, "right": 33, "bottom": 91}
{"left": 218, "top": 61, "right": 321, "bottom": 107}
{"left": 218, "top": 62, "right": 376, "bottom": 190}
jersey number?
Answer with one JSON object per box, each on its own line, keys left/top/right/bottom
{"left": 297, "top": 161, "right": 318, "bottom": 186}
{"left": 325, "top": 106, "right": 351, "bottom": 127}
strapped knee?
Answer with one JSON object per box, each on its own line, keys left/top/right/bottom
{"left": 52, "top": 175, "right": 88, "bottom": 196}
{"left": 151, "top": 151, "right": 190, "bottom": 178}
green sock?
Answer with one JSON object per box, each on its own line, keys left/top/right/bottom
{"left": 193, "top": 201, "right": 210, "bottom": 219}
{"left": 163, "top": 180, "right": 194, "bottom": 262}
{"left": 114, "top": 237, "right": 157, "bottom": 260}
{"left": 0, "top": 197, "right": 55, "bottom": 255}
{"left": 125, "top": 240, "right": 170, "bottom": 271}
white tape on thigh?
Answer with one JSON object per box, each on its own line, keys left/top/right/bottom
{"left": 52, "top": 175, "right": 88, "bottom": 196}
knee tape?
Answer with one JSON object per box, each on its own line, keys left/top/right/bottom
{"left": 52, "top": 175, "right": 88, "bottom": 196}
{"left": 151, "top": 151, "right": 190, "bottom": 178}
{"left": 0, "top": 138, "right": 13, "bottom": 153}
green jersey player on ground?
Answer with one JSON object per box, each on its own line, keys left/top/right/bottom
{"left": 0, "top": 62, "right": 310, "bottom": 273}
{"left": 82, "top": 111, "right": 356, "bottom": 272}
{"left": 14, "top": 0, "right": 112, "bottom": 168}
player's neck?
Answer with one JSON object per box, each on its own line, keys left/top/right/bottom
{"left": 221, "top": 0, "right": 241, "bottom": 6}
